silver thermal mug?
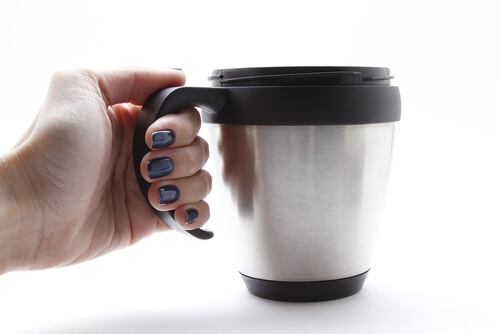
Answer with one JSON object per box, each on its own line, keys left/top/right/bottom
{"left": 133, "top": 67, "right": 401, "bottom": 302}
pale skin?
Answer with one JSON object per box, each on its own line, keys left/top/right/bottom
{"left": 0, "top": 68, "right": 211, "bottom": 275}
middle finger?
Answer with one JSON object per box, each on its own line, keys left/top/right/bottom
{"left": 141, "top": 136, "right": 209, "bottom": 182}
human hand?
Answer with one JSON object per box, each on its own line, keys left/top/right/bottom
{"left": 0, "top": 68, "right": 211, "bottom": 274}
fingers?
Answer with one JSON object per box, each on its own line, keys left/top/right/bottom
{"left": 86, "top": 67, "right": 186, "bottom": 106}
{"left": 140, "top": 108, "right": 209, "bottom": 181}
{"left": 148, "top": 170, "right": 212, "bottom": 210}
{"left": 140, "top": 136, "right": 209, "bottom": 181}
{"left": 154, "top": 201, "right": 210, "bottom": 231}
{"left": 144, "top": 107, "right": 201, "bottom": 149}
{"left": 147, "top": 170, "right": 212, "bottom": 230}
{"left": 142, "top": 107, "right": 211, "bottom": 231}
{"left": 173, "top": 201, "right": 210, "bottom": 230}
{"left": 46, "top": 67, "right": 185, "bottom": 110}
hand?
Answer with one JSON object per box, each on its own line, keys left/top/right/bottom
{"left": 0, "top": 68, "right": 211, "bottom": 274}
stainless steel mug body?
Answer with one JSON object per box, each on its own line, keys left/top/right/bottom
{"left": 133, "top": 67, "right": 401, "bottom": 302}
{"left": 211, "top": 123, "right": 395, "bottom": 282}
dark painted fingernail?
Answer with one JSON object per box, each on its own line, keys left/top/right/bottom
{"left": 185, "top": 209, "right": 199, "bottom": 224}
{"left": 148, "top": 158, "right": 174, "bottom": 179}
{"left": 159, "top": 186, "right": 180, "bottom": 205}
{"left": 152, "top": 130, "right": 175, "bottom": 149}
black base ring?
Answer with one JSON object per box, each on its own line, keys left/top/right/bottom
{"left": 240, "top": 270, "right": 369, "bottom": 302}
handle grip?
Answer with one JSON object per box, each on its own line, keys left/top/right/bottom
{"left": 133, "top": 87, "right": 228, "bottom": 240}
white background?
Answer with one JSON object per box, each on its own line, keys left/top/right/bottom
{"left": 1, "top": 0, "right": 499, "bottom": 333}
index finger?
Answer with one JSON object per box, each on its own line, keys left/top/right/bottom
{"left": 95, "top": 68, "right": 186, "bottom": 106}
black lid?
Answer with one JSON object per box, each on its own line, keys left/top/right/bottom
{"left": 208, "top": 66, "right": 394, "bottom": 87}
{"left": 202, "top": 66, "right": 401, "bottom": 125}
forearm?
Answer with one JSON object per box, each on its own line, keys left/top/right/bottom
{"left": 0, "top": 149, "right": 39, "bottom": 275}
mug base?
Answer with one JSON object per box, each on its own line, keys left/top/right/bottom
{"left": 240, "top": 270, "right": 369, "bottom": 302}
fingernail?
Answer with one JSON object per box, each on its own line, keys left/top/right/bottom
{"left": 152, "top": 130, "right": 175, "bottom": 149}
{"left": 170, "top": 68, "right": 183, "bottom": 71}
{"left": 148, "top": 158, "right": 174, "bottom": 179}
{"left": 159, "top": 186, "right": 180, "bottom": 205}
{"left": 185, "top": 209, "right": 199, "bottom": 224}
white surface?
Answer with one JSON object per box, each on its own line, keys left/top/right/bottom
{"left": 1, "top": 0, "right": 499, "bottom": 333}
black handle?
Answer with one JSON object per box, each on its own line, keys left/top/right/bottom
{"left": 133, "top": 87, "right": 228, "bottom": 240}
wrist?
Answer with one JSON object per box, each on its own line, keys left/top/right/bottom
{"left": 0, "top": 148, "right": 42, "bottom": 274}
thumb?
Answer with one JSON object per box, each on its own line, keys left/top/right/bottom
{"left": 95, "top": 68, "right": 186, "bottom": 106}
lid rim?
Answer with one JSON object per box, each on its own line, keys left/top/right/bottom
{"left": 209, "top": 66, "right": 393, "bottom": 87}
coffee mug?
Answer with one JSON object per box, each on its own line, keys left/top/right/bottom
{"left": 133, "top": 67, "right": 401, "bottom": 301}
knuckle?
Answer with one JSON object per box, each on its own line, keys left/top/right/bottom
{"left": 201, "top": 137, "right": 210, "bottom": 160}
{"left": 185, "top": 149, "right": 199, "bottom": 174}
{"left": 51, "top": 68, "right": 93, "bottom": 83}
{"left": 200, "top": 169, "right": 212, "bottom": 194}
{"left": 49, "top": 69, "right": 98, "bottom": 99}
{"left": 194, "top": 109, "right": 202, "bottom": 130}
